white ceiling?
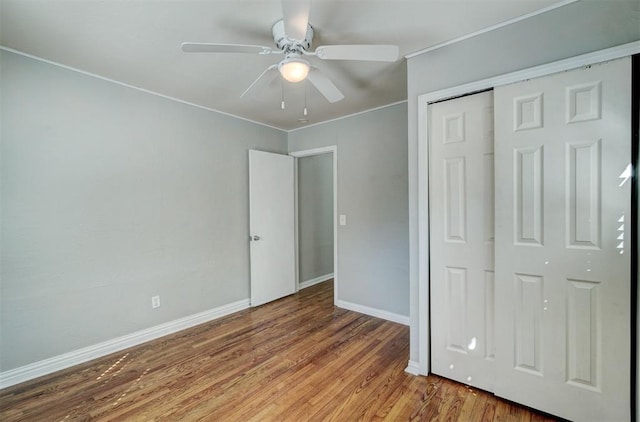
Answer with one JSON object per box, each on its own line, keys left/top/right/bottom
{"left": 1, "top": 0, "right": 564, "bottom": 130}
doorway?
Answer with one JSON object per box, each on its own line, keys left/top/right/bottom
{"left": 290, "top": 146, "right": 338, "bottom": 305}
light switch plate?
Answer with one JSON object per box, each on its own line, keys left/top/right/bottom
{"left": 339, "top": 214, "right": 347, "bottom": 226}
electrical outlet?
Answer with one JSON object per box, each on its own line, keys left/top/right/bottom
{"left": 151, "top": 295, "right": 160, "bottom": 309}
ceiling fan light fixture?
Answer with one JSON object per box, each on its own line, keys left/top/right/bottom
{"left": 279, "top": 57, "right": 310, "bottom": 83}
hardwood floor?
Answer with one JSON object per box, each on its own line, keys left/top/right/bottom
{"left": 1, "top": 281, "right": 558, "bottom": 421}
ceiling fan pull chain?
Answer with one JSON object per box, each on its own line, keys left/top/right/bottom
{"left": 303, "top": 81, "right": 308, "bottom": 116}
{"left": 281, "top": 80, "right": 286, "bottom": 110}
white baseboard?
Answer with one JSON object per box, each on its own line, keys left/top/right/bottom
{"left": 405, "top": 360, "right": 421, "bottom": 376}
{"left": 335, "top": 300, "right": 410, "bottom": 326}
{"left": 299, "top": 273, "right": 334, "bottom": 290}
{"left": 0, "top": 299, "right": 250, "bottom": 389}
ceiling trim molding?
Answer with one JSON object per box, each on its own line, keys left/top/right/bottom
{"left": 0, "top": 46, "right": 288, "bottom": 133}
{"left": 404, "top": 0, "right": 578, "bottom": 59}
{"left": 287, "top": 99, "right": 408, "bottom": 133}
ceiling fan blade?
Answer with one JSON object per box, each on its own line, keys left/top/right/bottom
{"left": 307, "top": 68, "right": 344, "bottom": 103}
{"left": 282, "top": 0, "right": 311, "bottom": 41}
{"left": 241, "top": 65, "right": 280, "bottom": 99}
{"left": 313, "top": 45, "right": 399, "bottom": 62}
{"left": 181, "top": 42, "right": 276, "bottom": 55}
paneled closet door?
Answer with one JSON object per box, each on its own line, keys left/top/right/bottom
{"left": 429, "top": 90, "right": 496, "bottom": 392}
{"left": 494, "top": 57, "right": 631, "bottom": 422}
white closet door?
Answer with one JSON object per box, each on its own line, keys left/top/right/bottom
{"left": 429, "top": 90, "right": 495, "bottom": 392}
{"left": 494, "top": 57, "right": 631, "bottom": 422}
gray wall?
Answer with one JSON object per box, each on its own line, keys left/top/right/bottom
{"left": 288, "top": 103, "right": 409, "bottom": 316}
{"left": 297, "top": 154, "right": 334, "bottom": 283}
{"left": 0, "top": 51, "right": 287, "bottom": 371}
{"left": 406, "top": 0, "right": 640, "bottom": 362}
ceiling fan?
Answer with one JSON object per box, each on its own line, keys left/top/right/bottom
{"left": 181, "top": 0, "right": 399, "bottom": 104}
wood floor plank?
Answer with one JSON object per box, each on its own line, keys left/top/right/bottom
{"left": 0, "top": 281, "right": 559, "bottom": 421}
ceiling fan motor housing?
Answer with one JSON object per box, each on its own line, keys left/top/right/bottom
{"left": 272, "top": 19, "right": 313, "bottom": 52}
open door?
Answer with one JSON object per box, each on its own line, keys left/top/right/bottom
{"left": 249, "top": 150, "right": 296, "bottom": 307}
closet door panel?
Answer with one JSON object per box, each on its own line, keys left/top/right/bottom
{"left": 430, "top": 90, "right": 495, "bottom": 392}
{"left": 493, "top": 57, "right": 631, "bottom": 422}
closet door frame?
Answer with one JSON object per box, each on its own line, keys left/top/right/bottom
{"left": 411, "top": 40, "right": 639, "bottom": 400}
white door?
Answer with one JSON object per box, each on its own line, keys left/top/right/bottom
{"left": 494, "top": 57, "right": 631, "bottom": 421}
{"left": 429, "top": 90, "right": 495, "bottom": 392}
{"left": 249, "top": 150, "right": 296, "bottom": 307}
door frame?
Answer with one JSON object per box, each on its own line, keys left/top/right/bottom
{"left": 290, "top": 146, "right": 338, "bottom": 305}
{"left": 411, "top": 40, "right": 640, "bottom": 409}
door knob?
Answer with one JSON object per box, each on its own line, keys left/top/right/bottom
{"left": 252, "top": 235, "right": 261, "bottom": 241}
